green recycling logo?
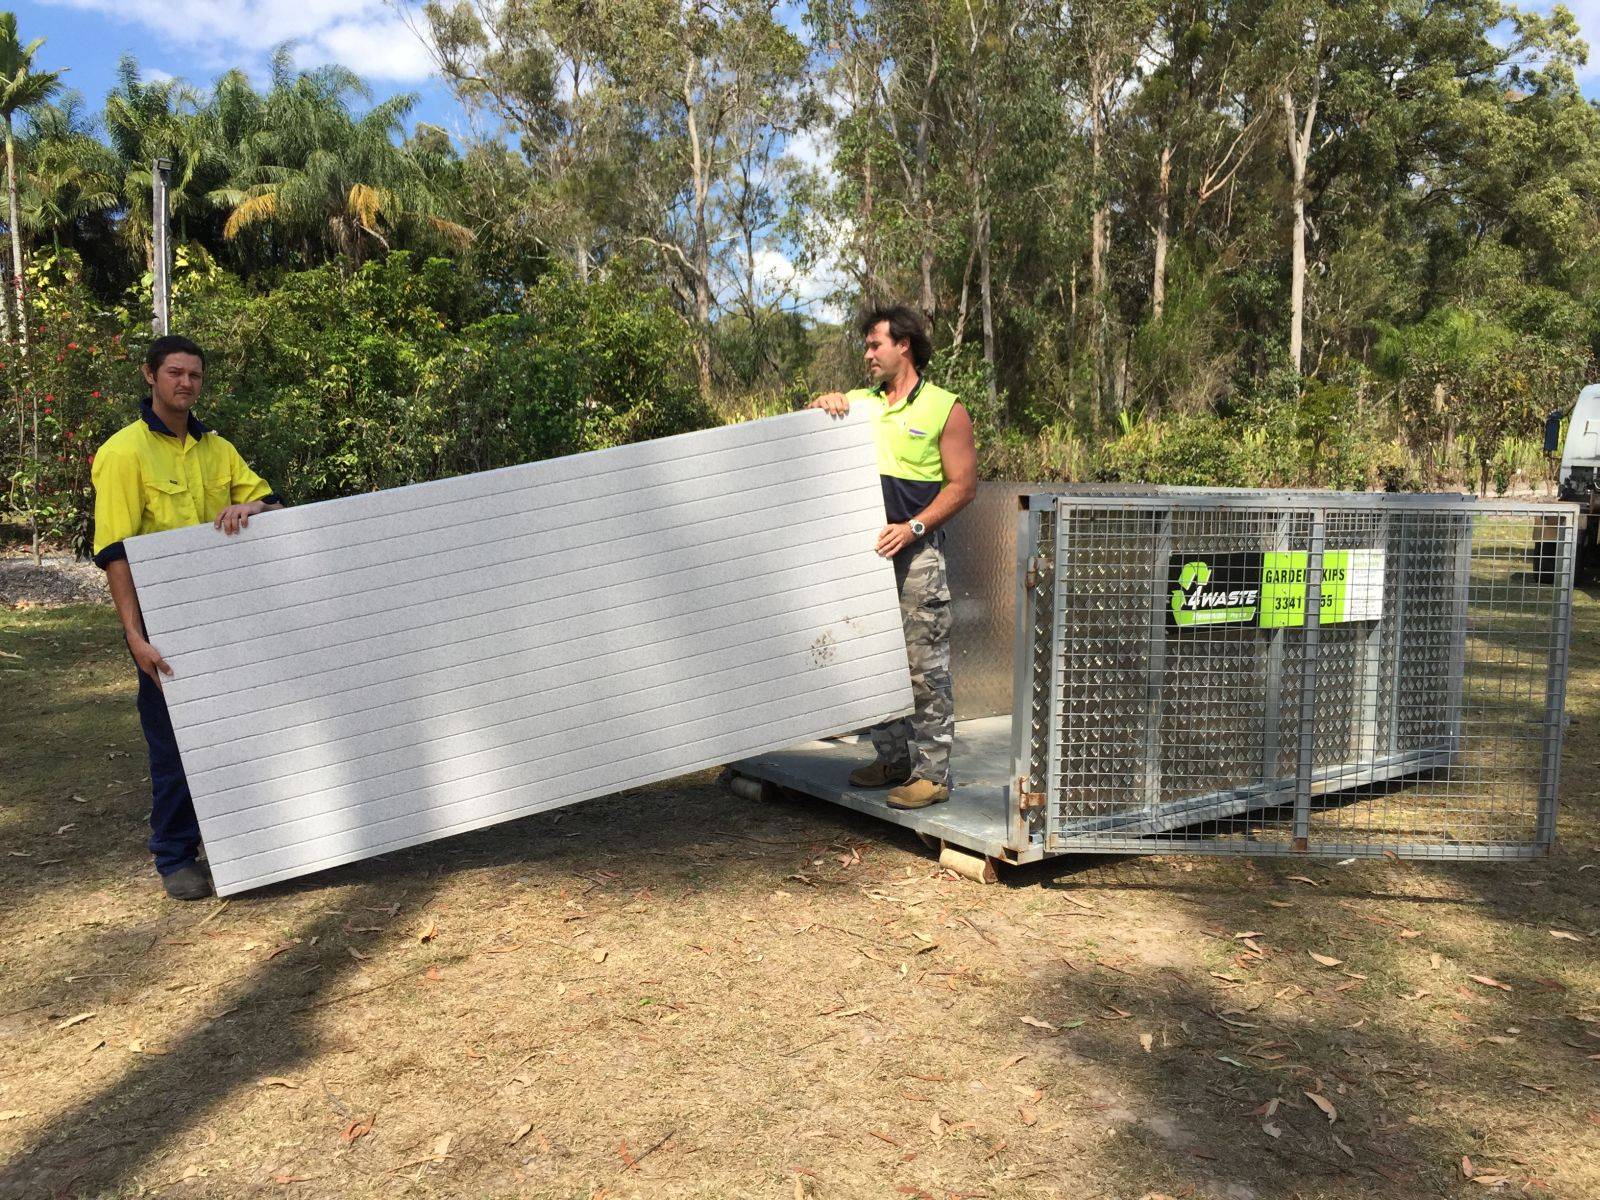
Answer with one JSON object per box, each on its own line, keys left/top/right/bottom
{"left": 1170, "top": 558, "right": 1259, "bottom": 627}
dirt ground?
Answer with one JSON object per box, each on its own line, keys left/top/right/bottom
{"left": 1, "top": 597, "right": 1596, "bottom": 1200}
{"left": 0, "top": 553, "right": 110, "bottom": 608}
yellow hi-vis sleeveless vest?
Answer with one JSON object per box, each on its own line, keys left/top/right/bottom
{"left": 844, "top": 377, "right": 958, "bottom": 524}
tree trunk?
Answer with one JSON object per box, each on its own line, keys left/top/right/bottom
{"left": 1288, "top": 149, "right": 1306, "bottom": 374}
{"left": 915, "top": 41, "right": 939, "bottom": 321}
{"left": 684, "top": 67, "right": 714, "bottom": 402}
{"left": 1088, "top": 63, "right": 1108, "bottom": 429}
{"left": 861, "top": 135, "right": 878, "bottom": 302}
{"left": 3, "top": 258, "right": 14, "bottom": 509}
{"left": 1152, "top": 142, "right": 1172, "bottom": 326}
{"left": 4, "top": 118, "right": 22, "bottom": 357}
{"left": 5, "top": 115, "right": 38, "bottom": 564}
{"left": 692, "top": 278, "right": 713, "bottom": 401}
{"left": 978, "top": 200, "right": 997, "bottom": 414}
{"left": 1067, "top": 264, "right": 1077, "bottom": 421}
{"left": 1282, "top": 78, "right": 1318, "bottom": 377}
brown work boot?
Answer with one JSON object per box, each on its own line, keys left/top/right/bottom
{"left": 887, "top": 778, "right": 950, "bottom": 809}
{"left": 849, "top": 759, "right": 913, "bottom": 788}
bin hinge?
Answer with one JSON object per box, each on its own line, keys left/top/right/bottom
{"left": 1016, "top": 778, "right": 1046, "bottom": 813}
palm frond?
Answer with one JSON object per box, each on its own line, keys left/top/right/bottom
{"left": 223, "top": 188, "right": 278, "bottom": 239}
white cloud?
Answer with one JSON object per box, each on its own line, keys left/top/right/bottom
{"left": 784, "top": 124, "right": 834, "bottom": 174}
{"left": 745, "top": 244, "right": 849, "bottom": 323}
{"left": 40, "top": 0, "right": 439, "bottom": 83}
{"left": 1530, "top": 2, "right": 1600, "bottom": 86}
{"left": 299, "top": 16, "right": 437, "bottom": 83}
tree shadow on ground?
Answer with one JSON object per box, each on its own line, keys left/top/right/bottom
{"left": 0, "top": 775, "right": 869, "bottom": 1197}
{"left": 1000, "top": 886, "right": 1594, "bottom": 1198}
{"left": 0, "top": 881, "right": 401, "bottom": 1197}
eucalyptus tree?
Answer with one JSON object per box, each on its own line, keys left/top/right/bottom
{"left": 423, "top": 0, "right": 637, "bottom": 284}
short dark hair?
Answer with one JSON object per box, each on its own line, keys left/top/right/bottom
{"left": 146, "top": 335, "right": 206, "bottom": 372}
{"left": 859, "top": 304, "right": 932, "bottom": 371}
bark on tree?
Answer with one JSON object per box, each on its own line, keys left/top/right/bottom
{"left": 1152, "top": 141, "right": 1172, "bottom": 324}
{"left": 1089, "top": 71, "right": 1109, "bottom": 427}
{"left": 978, "top": 199, "right": 997, "bottom": 411}
{"left": 684, "top": 63, "right": 715, "bottom": 400}
{"left": 5, "top": 111, "right": 38, "bottom": 563}
{"left": 1282, "top": 69, "right": 1319, "bottom": 376}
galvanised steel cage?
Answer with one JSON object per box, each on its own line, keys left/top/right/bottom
{"left": 732, "top": 485, "right": 1576, "bottom": 869}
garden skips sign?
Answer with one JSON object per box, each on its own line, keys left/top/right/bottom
{"left": 1168, "top": 550, "right": 1386, "bottom": 629}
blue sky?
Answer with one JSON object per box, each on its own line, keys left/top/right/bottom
{"left": 15, "top": 1, "right": 465, "bottom": 136}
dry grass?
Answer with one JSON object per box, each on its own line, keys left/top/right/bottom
{"left": 1, "top": 598, "right": 1597, "bottom": 1200}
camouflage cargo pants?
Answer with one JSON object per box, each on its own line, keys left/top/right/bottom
{"left": 868, "top": 535, "right": 954, "bottom": 786}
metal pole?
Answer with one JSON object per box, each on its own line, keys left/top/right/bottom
{"left": 1291, "top": 509, "right": 1326, "bottom": 851}
{"left": 1537, "top": 511, "right": 1576, "bottom": 850}
{"left": 1140, "top": 511, "right": 1172, "bottom": 810}
{"left": 151, "top": 158, "right": 172, "bottom": 336}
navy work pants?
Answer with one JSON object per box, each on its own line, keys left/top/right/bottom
{"left": 134, "top": 665, "right": 202, "bottom": 876}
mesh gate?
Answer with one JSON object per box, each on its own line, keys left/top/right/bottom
{"left": 1020, "top": 492, "right": 1575, "bottom": 860}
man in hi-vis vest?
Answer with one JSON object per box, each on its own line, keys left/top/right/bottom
{"left": 810, "top": 306, "right": 977, "bottom": 809}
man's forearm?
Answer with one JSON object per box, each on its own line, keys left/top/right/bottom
{"left": 105, "top": 558, "right": 147, "bottom": 645}
{"left": 914, "top": 477, "right": 978, "bottom": 533}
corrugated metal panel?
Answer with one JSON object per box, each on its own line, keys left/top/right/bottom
{"left": 127, "top": 410, "right": 912, "bottom": 895}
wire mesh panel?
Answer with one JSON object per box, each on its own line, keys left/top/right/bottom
{"left": 1035, "top": 492, "right": 1574, "bottom": 860}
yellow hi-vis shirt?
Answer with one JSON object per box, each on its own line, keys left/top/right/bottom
{"left": 91, "top": 401, "right": 278, "bottom": 567}
{"left": 844, "top": 377, "right": 959, "bottom": 525}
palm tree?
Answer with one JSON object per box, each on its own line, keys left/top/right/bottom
{"left": 0, "top": 13, "right": 61, "bottom": 341}
{"left": 0, "top": 11, "right": 63, "bottom": 564}
{"left": 21, "top": 94, "right": 119, "bottom": 259}
{"left": 102, "top": 56, "right": 206, "bottom": 268}
{"left": 211, "top": 53, "right": 471, "bottom": 268}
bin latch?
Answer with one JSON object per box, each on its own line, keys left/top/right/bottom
{"left": 1024, "top": 554, "right": 1050, "bottom": 591}
{"left": 1015, "top": 778, "right": 1046, "bottom": 813}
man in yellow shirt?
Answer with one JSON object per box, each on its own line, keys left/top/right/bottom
{"left": 810, "top": 306, "right": 977, "bottom": 810}
{"left": 91, "top": 335, "right": 283, "bottom": 900}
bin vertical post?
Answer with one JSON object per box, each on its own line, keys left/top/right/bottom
{"left": 1044, "top": 501, "right": 1068, "bottom": 847}
{"left": 1385, "top": 512, "right": 1409, "bottom": 757}
{"left": 1141, "top": 511, "right": 1172, "bottom": 810}
{"left": 1261, "top": 511, "right": 1291, "bottom": 789}
{"left": 1443, "top": 510, "right": 1474, "bottom": 757}
{"left": 1292, "top": 509, "right": 1327, "bottom": 851}
{"left": 1536, "top": 512, "right": 1575, "bottom": 850}
{"left": 1355, "top": 513, "right": 1388, "bottom": 764}
{"left": 1009, "top": 498, "right": 1052, "bottom": 850}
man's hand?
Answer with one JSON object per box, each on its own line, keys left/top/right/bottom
{"left": 876, "top": 523, "right": 916, "bottom": 559}
{"left": 808, "top": 392, "right": 850, "bottom": 418}
{"left": 130, "top": 637, "right": 173, "bottom": 688}
{"left": 214, "top": 499, "right": 268, "bottom": 535}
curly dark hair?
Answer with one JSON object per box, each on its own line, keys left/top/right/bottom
{"left": 859, "top": 304, "right": 932, "bottom": 371}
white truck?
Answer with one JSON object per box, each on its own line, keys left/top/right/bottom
{"left": 1539, "top": 384, "right": 1600, "bottom": 582}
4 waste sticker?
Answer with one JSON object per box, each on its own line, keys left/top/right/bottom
{"left": 1167, "top": 550, "right": 1386, "bottom": 629}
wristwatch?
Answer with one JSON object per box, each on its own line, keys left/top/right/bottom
{"left": 909, "top": 519, "right": 927, "bottom": 538}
